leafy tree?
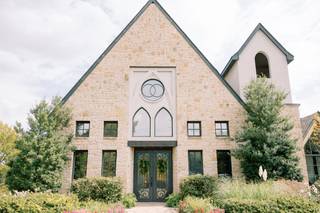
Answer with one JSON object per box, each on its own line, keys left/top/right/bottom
{"left": 6, "top": 97, "right": 73, "bottom": 192}
{"left": 310, "top": 112, "right": 320, "bottom": 145}
{"left": 233, "top": 78, "right": 303, "bottom": 181}
{"left": 0, "top": 122, "right": 19, "bottom": 184}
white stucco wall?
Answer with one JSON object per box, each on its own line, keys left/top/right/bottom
{"left": 224, "top": 61, "right": 240, "bottom": 95}
{"left": 227, "top": 30, "right": 293, "bottom": 103}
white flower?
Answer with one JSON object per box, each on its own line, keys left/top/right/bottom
{"left": 262, "top": 169, "right": 268, "bottom": 181}
{"left": 259, "top": 166, "right": 263, "bottom": 178}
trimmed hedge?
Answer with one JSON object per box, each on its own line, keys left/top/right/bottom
{"left": 215, "top": 196, "right": 320, "bottom": 213}
{"left": 0, "top": 192, "right": 79, "bottom": 213}
{"left": 180, "top": 175, "right": 218, "bottom": 198}
{"left": 71, "top": 177, "right": 122, "bottom": 203}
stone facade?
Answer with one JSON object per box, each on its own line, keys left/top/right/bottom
{"left": 61, "top": 0, "right": 308, "bottom": 194}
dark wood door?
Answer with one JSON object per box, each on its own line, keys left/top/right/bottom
{"left": 134, "top": 149, "right": 172, "bottom": 202}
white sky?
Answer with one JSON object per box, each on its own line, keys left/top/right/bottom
{"left": 0, "top": 0, "right": 319, "bottom": 126}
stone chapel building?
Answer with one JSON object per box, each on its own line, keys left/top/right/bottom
{"left": 61, "top": 0, "right": 308, "bottom": 201}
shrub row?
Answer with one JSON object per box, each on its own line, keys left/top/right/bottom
{"left": 121, "top": 193, "right": 137, "bottom": 208}
{"left": 179, "top": 196, "right": 219, "bottom": 213}
{"left": 180, "top": 175, "right": 218, "bottom": 199}
{"left": 71, "top": 177, "right": 122, "bottom": 203}
{"left": 214, "top": 196, "right": 320, "bottom": 213}
{"left": 0, "top": 192, "right": 79, "bottom": 213}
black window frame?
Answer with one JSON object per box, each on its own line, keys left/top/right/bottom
{"left": 101, "top": 150, "right": 117, "bottom": 177}
{"left": 215, "top": 121, "right": 229, "bottom": 137}
{"left": 217, "top": 150, "right": 232, "bottom": 177}
{"left": 75, "top": 121, "right": 90, "bottom": 137}
{"left": 104, "top": 121, "right": 118, "bottom": 137}
{"left": 188, "top": 150, "right": 203, "bottom": 175}
{"left": 73, "top": 150, "right": 88, "bottom": 180}
{"left": 187, "top": 121, "right": 201, "bottom": 137}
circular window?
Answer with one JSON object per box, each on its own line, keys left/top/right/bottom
{"left": 141, "top": 79, "right": 165, "bottom": 101}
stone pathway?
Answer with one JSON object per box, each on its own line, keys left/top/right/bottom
{"left": 126, "top": 202, "right": 177, "bottom": 213}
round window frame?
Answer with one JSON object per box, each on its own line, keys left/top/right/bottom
{"left": 140, "top": 79, "right": 165, "bottom": 102}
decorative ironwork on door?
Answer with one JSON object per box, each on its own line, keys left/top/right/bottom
{"left": 134, "top": 150, "right": 172, "bottom": 201}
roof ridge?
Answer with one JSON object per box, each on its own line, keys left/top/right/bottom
{"left": 61, "top": 0, "right": 245, "bottom": 107}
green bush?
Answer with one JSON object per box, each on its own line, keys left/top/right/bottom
{"left": 122, "top": 193, "right": 137, "bottom": 208}
{"left": 179, "top": 196, "right": 215, "bottom": 213}
{"left": 80, "top": 200, "right": 122, "bottom": 212}
{"left": 0, "top": 192, "right": 79, "bottom": 213}
{"left": 216, "top": 196, "right": 320, "bottom": 213}
{"left": 165, "top": 193, "right": 181, "bottom": 207}
{"left": 180, "top": 175, "right": 218, "bottom": 198}
{"left": 71, "top": 177, "right": 122, "bottom": 203}
{"left": 311, "top": 179, "right": 320, "bottom": 203}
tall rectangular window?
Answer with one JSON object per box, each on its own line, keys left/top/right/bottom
{"left": 102, "top": 151, "right": 117, "bottom": 177}
{"left": 76, "top": 121, "right": 90, "bottom": 137}
{"left": 215, "top": 121, "right": 229, "bottom": 137}
{"left": 217, "top": 150, "right": 232, "bottom": 177}
{"left": 104, "top": 121, "right": 118, "bottom": 137}
{"left": 187, "top": 121, "right": 201, "bottom": 137}
{"left": 73, "top": 150, "right": 88, "bottom": 179}
{"left": 188, "top": 150, "right": 203, "bottom": 175}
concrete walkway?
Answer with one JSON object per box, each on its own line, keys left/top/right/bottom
{"left": 126, "top": 202, "right": 177, "bottom": 213}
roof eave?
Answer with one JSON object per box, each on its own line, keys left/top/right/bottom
{"left": 221, "top": 54, "right": 239, "bottom": 77}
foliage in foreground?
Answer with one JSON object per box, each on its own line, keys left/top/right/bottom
{"left": 180, "top": 175, "right": 218, "bottom": 199}
{"left": 0, "top": 192, "right": 79, "bottom": 213}
{"left": 179, "top": 196, "right": 216, "bottom": 213}
{"left": 212, "top": 178, "right": 320, "bottom": 212}
{"left": 121, "top": 193, "right": 137, "bottom": 208}
{"left": 216, "top": 178, "right": 308, "bottom": 201}
{"left": 79, "top": 200, "right": 122, "bottom": 212}
{"left": 165, "top": 193, "right": 182, "bottom": 208}
{"left": 234, "top": 77, "right": 303, "bottom": 181}
{"left": 0, "top": 122, "right": 18, "bottom": 184}
{"left": 310, "top": 112, "right": 320, "bottom": 146}
{"left": 215, "top": 197, "right": 320, "bottom": 213}
{"left": 6, "top": 97, "right": 73, "bottom": 192}
{"left": 310, "top": 179, "right": 320, "bottom": 203}
{"left": 71, "top": 177, "right": 122, "bottom": 203}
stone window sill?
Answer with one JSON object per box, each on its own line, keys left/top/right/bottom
{"left": 103, "top": 137, "right": 118, "bottom": 140}
{"left": 74, "top": 136, "right": 89, "bottom": 140}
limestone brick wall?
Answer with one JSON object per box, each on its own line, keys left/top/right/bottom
{"left": 60, "top": 2, "right": 306, "bottom": 194}
{"left": 282, "top": 104, "right": 308, "bottom": 183}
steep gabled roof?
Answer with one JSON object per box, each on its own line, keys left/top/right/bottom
{"left": 301, "top": 112, "right": 319, "bottom": 138}
{"left": 61, "top": 0, "right": 245, "bottom": 107}
{"left": 221, "top": 23, "right": 294, "bottom": 78}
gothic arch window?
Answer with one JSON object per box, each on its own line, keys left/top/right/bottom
{"left": 255, "top": 53, "right": 270, "bottom": 78}
{"left": 154, "top": 108, "right": 173, "bottom": 137}
{"left": 132, "top": 108, "right": 151, "bottom": 137}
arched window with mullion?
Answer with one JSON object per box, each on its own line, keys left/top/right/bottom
{"left": 155, "top": 107, "right": 173, "bottom": 137}
{"left": 132, "top": 107, "right": 151, "bottom": 137}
